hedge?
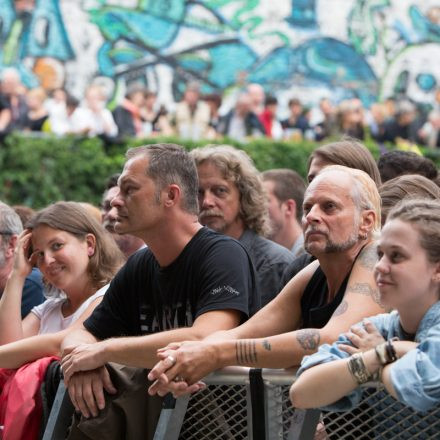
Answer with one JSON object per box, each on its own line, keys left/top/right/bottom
{"left": 0, "top": 132, "right": 435, "bottom": 209}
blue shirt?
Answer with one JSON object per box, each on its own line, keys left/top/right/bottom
{"left": 297, "top": 301, "right": 440, "bottom": 413}
{"left": 21, "top": 268, "right": 45, "bottom": 318}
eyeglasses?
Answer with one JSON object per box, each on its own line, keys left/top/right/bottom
{"left": 0, "top": 231, "right": 13, "bottom": 236}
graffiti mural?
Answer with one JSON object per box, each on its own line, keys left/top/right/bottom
{"left": 1, "top": 0, "right": 440, "bottom": 107}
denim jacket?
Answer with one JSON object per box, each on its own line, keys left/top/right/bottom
{"left": 297, "top": 301, "right": 440, "bottom": 412}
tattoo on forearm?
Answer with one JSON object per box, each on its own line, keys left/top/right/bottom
{"left": 357, "top": 244, "right": 378, "bottom": 270}
{"left": 348, "top": 282, "right": 383, "bottom": 306}
{"left": 332, "top": 300, "right": 348, "bottom": 317}
{"left": 235, "top": 340, "right": 258, "bottom": 365}
{"left": 296, "top": 329, "right": 320, "bottom": 351}
{"left": 262, "top": 339, "right": 271, "bottom": 351}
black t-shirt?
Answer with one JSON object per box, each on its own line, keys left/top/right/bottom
{"left": 84, "top": 227, "right": 259, "bottom": 340}
{"left": 300, "top": 266, "right": 350, "bottom": 329}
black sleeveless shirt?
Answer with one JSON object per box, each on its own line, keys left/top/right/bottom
{"left": 300, "top": 266, "right": 350, "bottom": 329}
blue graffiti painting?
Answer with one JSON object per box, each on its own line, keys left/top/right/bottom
{"left": 26, "top": 0, "right": 74, "bottom": 60}
{"left": 286, "top": 0, "right": 317, "bottom": 29}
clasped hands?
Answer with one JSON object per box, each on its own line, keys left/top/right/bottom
{"left": 147, "top": 340, "right": 217, "bottom": 398}
{"left": 61, "top": 338, "right": 214, "bottom": 418}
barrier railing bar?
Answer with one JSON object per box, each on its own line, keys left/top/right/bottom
{"left": 287, "top": 409, "right": 321, "bottom": 440}
{"left": 153, "top": 394, "right": 190, "bottom": 440}
{"left": 42, "top": 381, "right": 74, "bottom": 440}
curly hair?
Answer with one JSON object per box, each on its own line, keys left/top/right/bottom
{"left": 191, "top": 145, "right": 269, "bottom": 236}
{"left": 377, "top": 150, "right": 438, "bottom": 183}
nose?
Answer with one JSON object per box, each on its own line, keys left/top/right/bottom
{"left": 200, "top": 190, "right": 215, "bottom": 209}
{"left": 304, "top": 204, "right": 321, "bottom": 225}
{"left": 374, "top": 254, "right": 389, "bottom": 275}
{"left": 106, "top": 206, "right": 118, "bottom": 221}
{"left": 40, "top": 251, "right": 55, "bottom": 268}
{"left": 111, "top": 190, "right": 123, "bottom": 209}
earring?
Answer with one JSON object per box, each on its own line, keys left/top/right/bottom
{"left": 358, "top": 233, "right": 368, "bottom": 240}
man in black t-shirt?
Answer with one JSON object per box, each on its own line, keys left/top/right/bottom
{"left": 61, "top": 144, "right": 258, "bottom": 419}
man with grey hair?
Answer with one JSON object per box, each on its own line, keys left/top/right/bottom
{"left": 0, "top": 202, "right": 44, "bottom": 317}
{"left": 60, "top": 144, "right": 259, "bottom": 427}
{"left": 191, "top": 145, "right": 294, "bottom": 307}
{"left": 147, "top": 165, "right": 385, "bottom": 396}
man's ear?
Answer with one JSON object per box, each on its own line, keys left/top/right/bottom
{"left": 283, "top": 199, "right": 297, "bottom": 218}
{"left": 358, "top": 209, "right": 376, "bottom": 238}
{"left": 4, "top": 234, "right": 18, "bottom": 259}
{"left": 164, "top": 184, "right": 181, "bottom": 207}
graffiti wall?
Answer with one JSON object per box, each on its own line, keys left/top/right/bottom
{"left": 1, "top": 0, "right": 440, "bottom": 108}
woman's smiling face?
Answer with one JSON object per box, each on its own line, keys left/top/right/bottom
{"left": 32, "top": 225, "right": 94, "bottom": 294}
{"left": 374, "top": 219, "right": 439, "bottom": 312}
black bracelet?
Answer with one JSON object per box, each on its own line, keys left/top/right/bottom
{"left": 385, "top": 339, "right": 397, "bottom": 362}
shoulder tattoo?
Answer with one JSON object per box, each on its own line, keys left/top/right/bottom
{"left": 332, "top": 300, "right": 348, "bottom": 317}
{"left": 348, "top": 282, "right": 383, "bottom": 306}
{"left": 296, "top": 329, "right": 321, "bottom": 351}
{"left": 357, "top": 244, "right": 378, "bottom": 271}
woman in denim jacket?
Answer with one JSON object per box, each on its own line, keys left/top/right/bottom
{"left": 290, "top": 198, "right": 440, "bottom": 413}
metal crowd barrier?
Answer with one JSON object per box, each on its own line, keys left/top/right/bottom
{"left": 153, "top": 367, "right": 440, "bottom": 440}
{"left": 43, "top": 367, "right": 440, "bottom": 439}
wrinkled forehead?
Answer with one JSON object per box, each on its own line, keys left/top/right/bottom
{"left": 304, "top": 171, "right": 355, "bottom": 204}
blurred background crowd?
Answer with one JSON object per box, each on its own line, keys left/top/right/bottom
{"left": 1, "top": 66, "right": 440, "bottom": 149}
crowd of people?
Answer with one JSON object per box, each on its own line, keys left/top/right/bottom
{"left": 2, "top": 67, "right": 440, "bottom": 149}
{"left": 0, "top": 139, "right": 438, "bottom": 436}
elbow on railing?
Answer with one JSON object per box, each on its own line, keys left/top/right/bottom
{"left": 289, "top": 383, "right": 311, "bottom": 409}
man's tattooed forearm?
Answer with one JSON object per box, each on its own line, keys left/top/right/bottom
{"left": 235, "top": 340, "right": 258, "bottom": 365}
{"left": 262, "top": 339, "right": 271, "bottom": 351}
{"left": 296, "top": 329, "right": 320, "bottom": 351}
{"left": 348, "top": 282, "right": 383, "bottom": 307}
{"left": 332, "top": 300, "right": 348, "bottom": 317}
{"left": 357, "top": 244, "right": 378, "bottom": 270}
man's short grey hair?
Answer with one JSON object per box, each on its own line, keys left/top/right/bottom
{"left": 0, "top": 202, "right": 23, "bottom": 235}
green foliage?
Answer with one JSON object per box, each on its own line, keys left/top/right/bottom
{"left": 0, "top": 133, "right": 436, "bottom": 210}
{"left": 0, "top": 134, "right": 124, "bottom": 209}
